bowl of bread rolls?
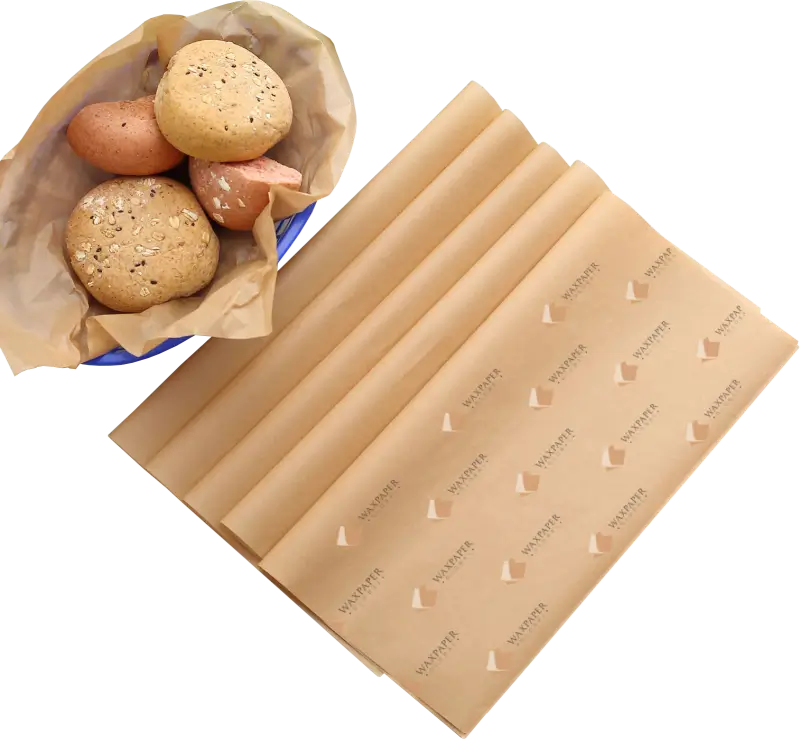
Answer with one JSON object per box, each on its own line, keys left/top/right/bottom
{"left": 64, "top": 39, "right": 313, "bottom": 366}
{"left": 0, "top": 3, "right": 355, "bottom": 375}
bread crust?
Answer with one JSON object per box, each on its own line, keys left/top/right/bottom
{"left": 66, "top": 96, "right": 185, "bottom": 175}
{"left": 189, "top": 156, "right": 302, "bottom": 231}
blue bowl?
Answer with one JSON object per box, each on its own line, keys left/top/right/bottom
{"left": 84, "top": 203, "right": 315, "bottom": 366}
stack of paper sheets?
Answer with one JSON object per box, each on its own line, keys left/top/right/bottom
{"left": 111, "top": 82, "right": 797, "bottom": 735}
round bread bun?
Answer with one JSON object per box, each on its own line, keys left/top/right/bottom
{"left": 155, "top": 40, "right": 293, "bottom": 162}
{"left": 66, "top": 96, "right": 185, "bottom": 175}
{"left": 189, "top": 156, "right": 302, "bottom": 231}
{"left": 65, "top": 177, "right": 220, "bottom": 312}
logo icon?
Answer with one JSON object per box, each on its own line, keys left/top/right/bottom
{"left": 542, "top": 303, "right": 567, "bottom": 325}
{"left": 427, "top": 499, "right": 454, "bottom": 521}
{"left": 336, "top": 524, "right": 363, "bottom": 548}
{"left": 500, "top": 559, "right": 527, "bottom": 583}
{"left": 486, "top": 649, "right": 513, "bottom": 672}
{"left": 626, "top": 280, "right": 650, "bottom": 302}
{"left": 441, "top": 412, "right": 461, "bottom": 433}
{"left": 589, "top": 532, "right": 613, "bottom": 556}
{"left": 686, "top": 421, "right": 710, "bottom": 444}
{"left": 697, "top": 338, "right": 720, "bottom": 361}
{"left": 614, "top": 361, "right": 639, "bottom": 386}
{"left": 515, "top": 472, "right": 541, "bottom": 495}
{"left": 529, "top": 387, "right": 554, "bottom": 409}
{"left": 411, "top": 586, "right": 438, "bottom": 610}
{"left": 602, "top": 446, "right": 626, "bottom": 469}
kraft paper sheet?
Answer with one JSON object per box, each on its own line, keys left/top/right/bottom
{"left": 111, "top": 82, "right": 796, "bottom": 735}
{"left": 0, "top": 2, "right": 356, "bottom": 372}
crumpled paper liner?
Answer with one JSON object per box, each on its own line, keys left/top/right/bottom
{"left": 0, "top": 2, "right": 356, "bottom": 373}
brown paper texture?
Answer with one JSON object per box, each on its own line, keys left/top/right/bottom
{"left": 110, "top": 85, "right": 797, "bottom": 734}
{"left": 0, "top": 2, "right": 356, "bottom": 373}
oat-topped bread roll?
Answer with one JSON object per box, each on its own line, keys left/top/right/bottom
{"left": 65, "top": 177, "right": 219, "bottom": 312}
{"left": 189, "top": 156, "right": 302, "bottom": 231}
{"left": 155, "top": 40, "right": 293, "bottom": 162}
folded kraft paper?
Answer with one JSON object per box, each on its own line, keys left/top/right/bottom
{"left": 111, "top": 82, "right": 797, "bottom": 735}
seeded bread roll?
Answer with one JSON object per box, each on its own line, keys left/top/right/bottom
{"left": 189, "top": 156, "right": 302, "bottom": 231}
{"left": 67, "top": 96, "right": 185, "bottom": 175}
{"left": 65, "top": 177, "right": 219, "bottom": 312}
{"left": 155, "top": 40, "right": 293, "bottom": 162}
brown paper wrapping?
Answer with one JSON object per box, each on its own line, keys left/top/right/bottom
{"left": 110, "top": 84, "right": 797, "bottom": 734}
{"left": 187, "top": 143, "right": 569, "bottom": 526}
{"left": 0, "top": 2, "right": 356, "bottom": 372}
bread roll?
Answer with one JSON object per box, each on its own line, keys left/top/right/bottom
{"left": 189, "top": 156, "right": 302, "bottom": 231}
{"left": 66, "top": 96, "right": 185, "bottom": 175}
{"left": 65, "top": 177, "right": 219, "bottom": 312}
{"left": 155, "top": 40, "right": 293, "bottom": 162}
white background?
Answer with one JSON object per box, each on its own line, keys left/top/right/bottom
{"left": 1, "top": 1, "right": 798, "bottom": 737}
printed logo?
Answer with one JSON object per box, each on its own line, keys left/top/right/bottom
{"left": 427, "top": 499, "right": 454, "bottom": 521}
{"left": 614, "top": 361, "right": 639, "bottom": 385}
{"left": 500, "top": 559, "right": 527, "bottom": 584}
{"left": 358, "top": 479, "right": 401, "bottom": 522}
{"left": 445, "top": 454, "right": 489, "bottom": 495}
{"left": 588, "top": 532, "right": 613, "bottom": 556}
{"left": 703, "top": 379, "right": 742, "bottom": 420}
{"left": 461, "top": 369, "right": 504, "bottom": 410}
{"left": 620, "top": 403, "right": 661, "bottom": 444}
{"left": 520, "top": 514, "right": 563, "bottom": 557}
{"left": 505, "top": 603, "right": 549, "bottom": 648}
{"left": 607, "top": 488, "right": 649, "bottom": 530}
{"left": 431, "top": 541, "right": 476, "bottom": 584}
{"left": 486, "top": 648, "right": 513, "bottom": 672}
{"left": 534, "top": 428, "right": 576, "bottom": 470}
{"left": 441, "top": 411, "right": 462, "bottom": 433}
{"left": 715, "top": 305, "right": 747, "bottom": 337}
{"left": 548, "top": 344, "right": 589, "bottom": 385}
{"left": 337, "top": 568, "right": 386, "bottom": 616}
{"left": 542, "top": 302, "right": 567, "bottom": 325}
{"left": 697, "top": 337, "right": 721, "bottom": 361}
{"left": 602, "top": 445, "right": 626, "bottom": 469}
{"left": 626, "top": 280, "right": 650, "bottom": 302}
{"left": 643, "top": 247, "right": 676, "bottom": 279}
{"left": 686, "top": 421, "right": 710, "bottom": 445}
{"left": 411, "top": 586, "right": 438, "bottom": 610}
{"left": 631, "top": 320, "right": 672, "bottom": 361}
{"left": 336, "top": 524, "right": 363, "bottom": 548}
{"left": 515, "top": 472, "right": 541, "bottom": 496}
{"left": 415, "top": 631, "right": 461, "bottom": 677}
{"left": 529, "top": 386, "right": 554, "bottom": 409}
{"left": 560, "top": 261, "right": 601, "bottom": 302}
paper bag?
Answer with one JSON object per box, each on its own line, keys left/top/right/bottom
{"left": 0, "top": 2, "right": 356, "bottom": 373}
